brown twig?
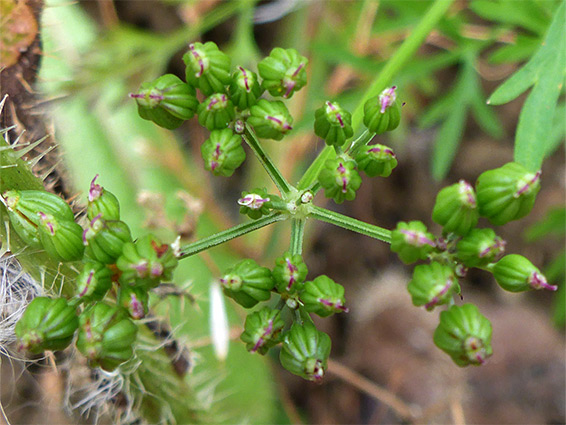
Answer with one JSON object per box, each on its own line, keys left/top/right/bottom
{"left": 326, "top": 358, "right": 417, "bottom": 422}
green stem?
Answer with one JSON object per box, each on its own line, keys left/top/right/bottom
{"left": 243, "top": 124, "right": 293, "bottom": 195}
{"left": 309, "top": 205, "right": 391, "bottom": 244}
{"left": 289, "top": 218, "right": 305, "bottom": 255}
{"left": 179, "top": 213, "right": 286, "bottom": 259}
{"left": 346, "top": 129, "right": 374, "bottom": 156}
{"left": 297, "top": 0, "right": 455, "bottom": 191}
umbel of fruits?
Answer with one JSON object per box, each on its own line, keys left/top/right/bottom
{"left": 434, "top": 304, "right": 493, "bottom": 367}
{"left": 476, "top": 162, "right": 541, "bottom": 225}
{"left": 220, "top": 259, "right": 275, "bottom": 308}
{"left": 240, "top": 307, "right": 285, "bottom": 355}
{"left": 130, "top": 74, "right": 198, "bottom": 130}
{"left": 15, "top": 297, "right": 79, "bottom": 354}
{"left": 280, "top": 322, "right": 331, "bottom": 382}
{"left": 76, "top": 303, "right": 138, "bottom": 371}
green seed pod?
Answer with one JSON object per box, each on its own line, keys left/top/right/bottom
{"left": 240, "top": 307, "right": 285, "bottom": 355}
{"left": 87, "top": 174, "right": 120, "bottom": 221}
{"left": 37, "top": 212, "right": 84, "bottom": 262}
{"left": 183, "top": 42, "right": 232, "bottom": 96}
{"left": 15, "top": 297, "right": 79, "bottom": 354}
{"left": 197, "top": 93, "right": 236, "bottom": 130}
{"left": 456, "top": 228, "right": 506, "bottom": 268}
{"left": 200, "top": 129, "right": 245, "bottom": 177}
{"left": 248, "top": 99, "right": 293, "bottom": 140}
{"left": 280, "top": 322, "right": 331, "bottom": 382}
{"left": 273, "top": 251, "right": 308, "bottom": 294}
{"left": 131, "top": 74, "right": 199, "bottom": 130}
{"left": 229, "top": 66, "right": 264, "bottom": 110}
{"left": 201, "top": 128, "right": 246, "bottom": 177}
{"left": 300, "top": 275, "right": 348, "bottom": 317}
{"left": 117, "top": 285, "right": 149, "bottom": 320}
{"left": 408, "top": 262, "right": 460, "bottom": 311}
{"left": 258, "top": 47, "right": 308, "bottom": 99}
{"left": 238, "top": 188, "right": 283, "bottom": 220}
{"left": 1, "top": 189, "right": 75, "bottom": 248}
{"left": 390, "top": 221, "right": 436, "bottom": 264}
{"left": 220, "top": 259, "right": 274, "bottom": 308}
{"left": 355, "top": 144, "right": 398, "bottom": 178}
{"left": 476, "top": 162, "right": 541, "bottom": 226}
{"left": 317, "top": 158, "right": 361, "bottom": 204}
{"left": 83, "top": 216, "right": 133, "bottom": 264}
{"left": 363, "top": 86, "right": 401, "bottom": 134}
{"left": 76, "top": 303, "right": 138, "bottom": 371}
{"left": 434, "top": 304, "right": 493, "bottom": 367}
{"left": 314, "top": 101, "right": 353, "bottom": 147}
{"left": 492, "top": 254, "right": 557, "bottom": 292}
{"left": 432, "top": 180, "right": 479, "bottom": 236}
{"left": 116, "top": 234, "right": 178, "bottom": 288}
{"left": 75, "top": 261, "right": 113, "bottom": 303}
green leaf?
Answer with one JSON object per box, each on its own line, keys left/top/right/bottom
{"left": 487, "top": 2, "right": 565, "bottom": 171}
{"left": 524, "top": 207, "right": 566, "bottom": 242}
{"left": 470, "top": 0, "right": 550, "bottom": 35}
{"left": 488, "top": 35, "right": 541, "bottom": 64}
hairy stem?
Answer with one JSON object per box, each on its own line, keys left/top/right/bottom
{"left": 243, "top": 124, "right": 293, "bottom": 195}
{"left": 309, "top": 206, "right": 391, "bottom": 244}
{"left": 179, "top": 213, "right": 286, "bottom": 259}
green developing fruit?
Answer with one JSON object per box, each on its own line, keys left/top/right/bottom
{"left": 258, "top": 47, "right": 308, "bottom": 99}
{"left": 76, "top": 303, "right": 138, "bottom": 371}
{"left": 132, "top": 74, "right": 199, "bottom": 129}
{"left": 317, "top": 158, "right": 361, "bottom": 204}
{"left": 75, "top": 261, "right": 113, "bottom": 303}
{"left": 300, "top": 275, "right": 348, "bottom": 317}
{"left": 1, "top": 189, "right": 75, "bottom": 248}
{"left": 117, "top": 285, "right": 149, "bottom": 320}
{"left": 37, "top": 212, "right": 84, "bottom": 262}
{"left": 83, "top": 216, "right": 132, "bottom": 264}
{"left": 183, "top": 42, "right": 231, "bottom": 95}
{"left": 355, "top": 144, "right": 398, "bottom": 178}
{"left": 87, "top": 174, "right": 120, "bottom": 221}
{"left": 201, "top": 129, "right": 246, "bottom": 177}
{"left": 432, "top": 180, "right": 479, "bottom": 236}
{"left": 15, "top": 297, "right": 78, "bottom": 354}
{"left": 476, "top": 162, "right": 541, "bottom": 225}
{"left": 313, "top": 101, "right": 353, "bottom": 147}
{"left": 229, "top": 66, "right": 264, "bottom": 110}
{"left": 390, "top": 221, "right": 436, "bottom": 264}
{"left": 434, "top": 304, "right": 493, "bottom": 367}
{"left": 240, "top": 307, "right": 284, "bottom": 355}
{"left": 197, "top": 93, "right": 235, "bottom": 130}
{"left": 280, "top": 322, "right": 331, "bottom": 382}
{"left": 220, "top": 259, "right": 274, "bottom": 308}
{"left": 248, "top": 99, "right": 293, "bottom": 140}
{"left": 456, "top": 228, "right": 505, "bottom": 268}
{"left": 408, "top": 262, "right": 460, "bottom": 311}
{"left": 273, "top": 252, "right": 308, "bottom": 294}
{"left": 363, "top": 86, "right": 401, "bottom": 134}
{"left": 493, "top": 254, "right": 556, "bottom": 292}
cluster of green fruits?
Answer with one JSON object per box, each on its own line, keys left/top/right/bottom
{"left": 390, "top": 162, "right": 554, "bottom": 366}
{"left": 220, "top": 253, "right": 346, "bottom": 381}
{"left": 3, "top": 177, "right": 178, "bottom": 371}
{"left": 130, "top": 42, "right": 401, "bottom": 203}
